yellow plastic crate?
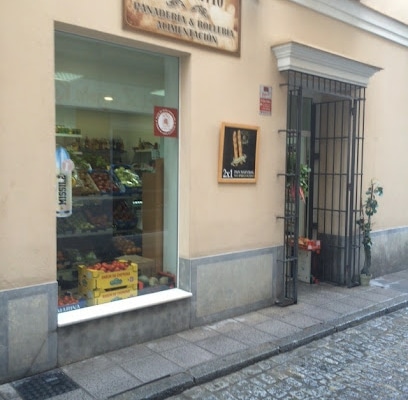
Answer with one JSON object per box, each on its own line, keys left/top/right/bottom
{"left": 78, "top": 262, "right": 138, "bottom": 290}
{"left": 79, "top": 285, "right": 138, "bottom": 306}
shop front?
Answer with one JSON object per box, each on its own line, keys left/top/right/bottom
{"left": 2, "top": 0, "right": 408, "bottom": 384}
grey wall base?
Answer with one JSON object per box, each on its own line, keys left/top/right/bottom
{"left": 181, "top": 247, "right": 281, "bottom": 327}
{"left": 0, "top": 282, "right": 57, "bottom": 384}
{"left": 314, "top": 227, "right": 408, "bottom": 284}
{"left": 57, "top": 246, "right": 281, "bottom": 366}
{"left": 1, "top": 229, "right": 405, "bottom": 383}
{"left": 57, "top": 297, "right": 191, "bottom": 366}
{"left": 371, "top": 226, "right": 408, "bottom": 278}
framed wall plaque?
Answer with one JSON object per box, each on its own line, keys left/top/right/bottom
{"left": 218, "top": 122, "right": 259, "bottom": 183}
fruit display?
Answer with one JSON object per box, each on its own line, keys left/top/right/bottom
{"left": 113, "top": 200, "right": 138, "bottom": 230}
{"left": 112, "top": 165, "right": 142, "bottom": 191}
{"left": 137, "top": 271, "right": 176, "bottom": 295}
{"left": 69, "top": 211, "right": 95, "bottom": 232}
{"left": 57, "top": 291, "right": 86, "bottom": 313}
{"left": 83, "top": 153, "right": 110, "bottom": 169}
{"left": 83, "top": 205, "right": 112, "bottom": 230}
{"left": 86, "top": 259, "right": 131, "bottom": 272}
{"left": 90, "top": 171, "right": 122, "bottom": 194}
{"left": 78, "top": 260, "right": 138, "bottom": 290}
{"left": 57, "top": 250, "right": 69, "bottom": 270}
{"left": 57, "top": 137, "right": 148, "bottom": 310}
{"left": 72, "top": 169, "right": 99, "bottom": 196}
{"left": 113, "top": 236, "right": 141, "bottom": 255}
{"left": 57, "top": 217, "right": 77, "bottom": 234}
{"left": 64, "top": 249, "right": 98, "bottom": 264}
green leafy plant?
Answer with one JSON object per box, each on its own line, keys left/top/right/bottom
{"left": 357, "top": 179, "right": 384, "bottom": 276}
{"left": 299, "top": 164, "right": 311, "bottom": 199}
{"left": 286, "top": 153, "right": 311, "bottom": 202}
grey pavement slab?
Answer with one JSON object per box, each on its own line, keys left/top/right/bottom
{"left": 255, "top": 318, "right": 302, "bottom": 338}
{"left": 1, "top": 270, "right": 408, "bottom": 400}
{"left": 234, "top": 310, "right": 273, "bottom": 326}
{"left": 160, "top": 343, "right": 215, "bottom": 368}
{"left": 274, "top": 310, "right": 322, "bottom": 328}
{"left": 294, "top": 302, "right": 341, "bottom": 321}
{"left": 146, "top": 335, "right": 191, "bottom": 353}
{"left": 195, "top": 334, "right": 248, "bottom": 356}
{"left": 105, "top": 344, "right": 154, "bottom": 364}
{"left": 206, "top": 318, "right": 247, "bottom": 334}
{"left": 176, "top": 326, "right": 218, "bottom": 342}
{"left": 121, "top": 353, "right": 183, "bottom": 383}
{"left": 222, "top": 324, "right": 276, "bottom": 346}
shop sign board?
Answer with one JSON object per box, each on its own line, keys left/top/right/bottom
{"left": 154, "top": 106, "right": 178, "bottom": 138}
{"left": 218, "top": 122, "right": 259, "bottom": 183}
{"left": 123, "top": 0, "right": 241, "bottom": 55}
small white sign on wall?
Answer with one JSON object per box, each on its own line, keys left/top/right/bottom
{"left": 259, "top": 85, "right": 272, "bottom": 116}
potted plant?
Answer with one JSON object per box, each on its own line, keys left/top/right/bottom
{"left": 299, "top": 163, "right": 311, "bottom": 202}
{"left": 287, "top": 153, "right": 311, "bottom": 203}
{"left": 357, "top": 179, "right": 384, "bottom": 285}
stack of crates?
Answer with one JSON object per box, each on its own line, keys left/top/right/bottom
{"left": 77, "top": 260, "right": 138, "bottom": 306}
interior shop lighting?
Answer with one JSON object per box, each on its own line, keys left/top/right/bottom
{"left": 150, "top": 89, "right": 165, "bottom": 96}
{"left": 54, "top": 72, "right": 83, "bottom": 82}
{"left": 104, "top": 96, "right": 114, "bottom": 101}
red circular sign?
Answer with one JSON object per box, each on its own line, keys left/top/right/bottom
{"left": 155, "top": 108, "right": 177, "bottom": 136}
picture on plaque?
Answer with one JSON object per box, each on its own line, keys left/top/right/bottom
{"left": 218, "top": 123, "right": 259, "bottom": 183}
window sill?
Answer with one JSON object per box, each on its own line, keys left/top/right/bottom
{"left": 57, "top": 288, "right": 192, "bottom": 327}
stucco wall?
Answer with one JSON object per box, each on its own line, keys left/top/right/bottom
{"left": 0, "top": 0, "right": 56, "bottom": 290}
{"left": 1, "top": 0, "right": 407, "bottom": 286}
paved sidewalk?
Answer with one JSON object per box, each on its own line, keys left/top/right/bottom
{"left": 1, "top": 270, "right": 408, "bottom": 400}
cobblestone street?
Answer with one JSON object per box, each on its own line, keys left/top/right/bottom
{"left": 167, "top": 307, "right": 408, "bottom": 400}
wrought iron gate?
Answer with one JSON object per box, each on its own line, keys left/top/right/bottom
{"left": 278, "top": 71, "right": 366, "bottom": 304}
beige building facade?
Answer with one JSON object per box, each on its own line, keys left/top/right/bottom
{"left": 1, "top": 0, "right": 408, "bottom": 383}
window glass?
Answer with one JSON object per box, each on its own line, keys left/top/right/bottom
{"left": 55, "top": 32, "right": 179, "bottom": 312}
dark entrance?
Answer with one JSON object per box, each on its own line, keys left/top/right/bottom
{"left": 277, "top": 71, "right": 366, "bottom": 305}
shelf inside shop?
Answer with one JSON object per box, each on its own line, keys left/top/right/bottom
{"left": 57, "top": 229, "right": 114, "bottom": 239}
{"left": 73, "top": 194, "right": 142, "bottom": 202}
{"left": 113, "top": 228, "right": 143, "bottom": 236}
{"left": 56, "top": 133, "right": 82, "bottom": 138}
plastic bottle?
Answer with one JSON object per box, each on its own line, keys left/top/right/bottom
{"left": 56, "top": 145, "right": 74, "bottom": 218}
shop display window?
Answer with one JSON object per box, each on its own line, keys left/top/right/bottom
{"left": 55, "top": 31, "right": 179, "bottom": 313}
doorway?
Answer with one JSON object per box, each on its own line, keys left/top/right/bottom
{"left": 278, "top": 71, "right": 366, "bottom": 304}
